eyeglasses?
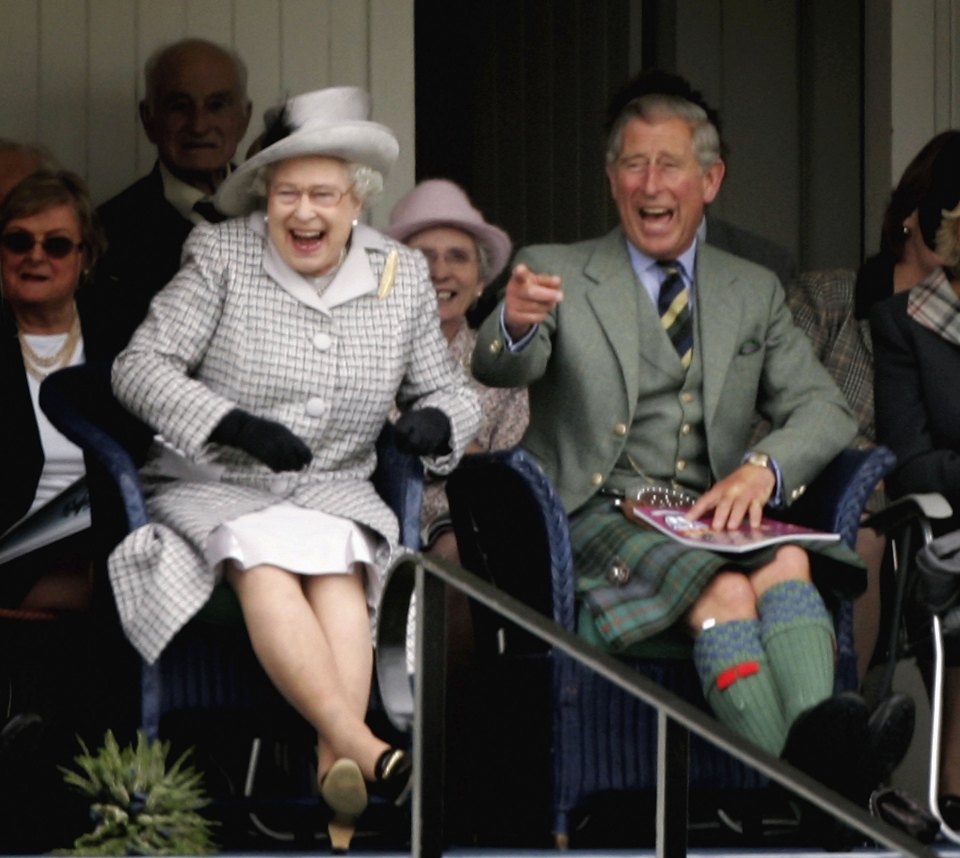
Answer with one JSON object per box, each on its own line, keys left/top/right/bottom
{"left": 415, "top": 247, "right": 477, "bottom": 268}
{"left": 0, "top": 231, "right": 83, "bottom": 259}
{"left": 269, "top": 184, "right": 353, "bottom": 209}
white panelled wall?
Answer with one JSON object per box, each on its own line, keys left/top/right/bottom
{"left": 0, "top": 0, "right": 414, "bottom": 226}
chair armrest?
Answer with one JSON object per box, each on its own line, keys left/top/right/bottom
{"left": 779, "top": 446, "right": 897, "bottom": 548}
{"left": 447, "top": 447, "right": 576, "bottom": 631}
{"left": 863, "top": 493, "right": 954, "bottom": 537}
{"left": 39, "top": 363, "right": 152, "bottom": 532}
{"left": 374, "top": 422, "right": 424, "bottom": 550}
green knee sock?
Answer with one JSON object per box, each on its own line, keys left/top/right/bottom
{"left": 693, "top": 618, "right": 787, "bottom": 755}
{"left": 759, "top": 579, "right": 836, "bottom": 727}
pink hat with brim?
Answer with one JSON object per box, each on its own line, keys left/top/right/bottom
{"left": 384, "top": 179, "right": 512, "bottom": 284}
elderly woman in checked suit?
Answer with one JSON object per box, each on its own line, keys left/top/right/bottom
{"left": 109, "top": 87, "right": 480, "bottom": 851}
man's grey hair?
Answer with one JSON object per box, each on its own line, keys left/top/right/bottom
{"left": 143, "top": 37, "right": 248, "bottom": 110}
{"left": 251, "top": 161, "right": 384, "bottom": 205}
{"left": 0, "top": 139, "right": 59, "bottom": 172}
{"left": 605, "top": 94, "right": 722, "bottom": 173}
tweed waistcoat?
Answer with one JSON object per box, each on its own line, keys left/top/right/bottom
{"left": 606, "top": 307, "right": 709, "bottom": 496}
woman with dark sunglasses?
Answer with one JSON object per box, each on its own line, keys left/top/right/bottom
{"left": 0, "top": 168, "right": 109, "bottom": 612}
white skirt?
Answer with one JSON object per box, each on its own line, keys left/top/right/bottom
{"left": 205, "top": 501, "right": 380, "bottom": 576}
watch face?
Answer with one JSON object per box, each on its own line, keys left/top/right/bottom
{"left": 748, "top": 453, "right": 770, "bottom": 469}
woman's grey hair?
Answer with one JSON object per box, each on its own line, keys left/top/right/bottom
{"left": 250, "top": 160, "right": 384, "bottom": 205}
{"left": 935, "top": 201, "right": 960, "bottom": 267}
{"left": 473, "top": 237, "right": 493, "bottom": 285}
{"left": 605, "top": 94, "right": 722, "bottom": 172}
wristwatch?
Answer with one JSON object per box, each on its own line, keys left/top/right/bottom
{"left": 746, "top": 451, "right": 771, "bottom": 470}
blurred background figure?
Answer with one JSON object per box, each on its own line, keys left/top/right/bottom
{"left": 871, "top": 131, "right": 960, "bottom": 828}
{"left": 386, "top": 178, "right": 529, "bottom": 563}
{"left": 94, "top": 37, "right": 252, "bottom": 350}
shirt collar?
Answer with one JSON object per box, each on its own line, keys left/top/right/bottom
{"left": 625, "top": 237, "right": 698, "bottom": 285}
{"left": 158, "top": 160, "right": 233, "bottom": 225}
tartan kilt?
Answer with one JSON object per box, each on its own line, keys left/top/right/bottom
{"left": 571, "top": 497, "right": 863, "bottom": 652}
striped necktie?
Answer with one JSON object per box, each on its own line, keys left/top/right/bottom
{"left": 657, "top": 260, "right": 693, "bottom": 368}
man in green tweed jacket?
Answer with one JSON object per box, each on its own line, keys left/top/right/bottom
{"left": 473, "top": 70, "right": 912, "bottom": 821}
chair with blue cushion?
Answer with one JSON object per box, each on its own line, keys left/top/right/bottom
{"left": 445, "top": 444, "right": 895, "bottom": 848}
{"left": 39, "top": 361, "right": 423, "bottom": 848}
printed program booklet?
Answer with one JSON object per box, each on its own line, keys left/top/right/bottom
{"left": 624, "top": 504, "right": 840, "bottom": 553}
{"left": 0, "top": 477, "right": 91, "bottom": 566}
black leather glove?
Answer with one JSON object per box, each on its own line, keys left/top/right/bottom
{"left": 209, "top": 409, "right": 313, "bottom": 472}
{"left": 394, "top": 407, "right": 452, "bottom": 456}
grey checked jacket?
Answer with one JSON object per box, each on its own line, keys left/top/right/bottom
{"left": 110, "top": 216, "right": 480, "bottom": 662}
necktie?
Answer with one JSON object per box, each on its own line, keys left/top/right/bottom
{"left": 657, "top": 260, "right": 693, "bottom": 368}
{"left": 193, "top": 199, "right": 228, "bottom": 224}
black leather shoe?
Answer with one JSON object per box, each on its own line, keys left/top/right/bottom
{"left": 781, "top": 693, "right": 871, "bottom": 850}
{"left": 373, "top": 748, "right": 412, "bottom": 806}
{"left": 856, "top": 693, "right": 915, "bottom": 799}
{"left": 782, "top": 692, "right": 869, "bottom": 792}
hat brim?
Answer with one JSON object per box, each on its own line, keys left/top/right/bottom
{"left": 216, "top": 121, "right": 399, "bottom": 215}
{"left": 383, "top": 215, "right": 512, "bottom": 284}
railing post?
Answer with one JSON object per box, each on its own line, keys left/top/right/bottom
{"left": 412, "top": 561, "right": 447, "bottom": 858}
{"left": 656, "top": 710, "right": 689, "bottom": 858}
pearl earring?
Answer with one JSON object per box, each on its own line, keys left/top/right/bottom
{"left": 903, "top": 224, "right": 910, "bottom": 236}
{"left": 264, "top": 213, "right": 269, "bottom": 224}
{"left": 352, "top": 218, "right": 359, "bottom": 227}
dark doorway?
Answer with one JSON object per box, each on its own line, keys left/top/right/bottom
{"left": 413, "top": 0, "right": 641, "bottom": 251}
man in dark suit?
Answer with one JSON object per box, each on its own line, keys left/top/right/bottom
{"left": 473, "top": 70, "right": 911, "bottom": 831}
{"left": 94, "top": 38, "right": 252, "bottom": 349}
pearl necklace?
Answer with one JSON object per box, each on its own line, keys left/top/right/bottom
{"left": 19, "top": 311, "right": 81, "bottom": 381}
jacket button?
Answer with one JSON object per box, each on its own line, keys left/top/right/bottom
{"left": 313, "top": 332, "right": 332, "bottom": 351}
{"left": 676, "top": 459, "right": 686, "bottom": 471}
{"left": 607, "top": 559, "right": 631, "bottom": 586}
{"left": 614, "top": 422, "right": 627, "bottom": 436}
{"left": 591, "top": 472, "right": 603, "bottom": 486}
{"left": 681, "top": 423, "right": 691, "bottom": 435}
{"left": 489, "top": 339, "right": 503, "bottom": 354}
{"left": 305, "top": 397, "right": 326, "bottom": 417}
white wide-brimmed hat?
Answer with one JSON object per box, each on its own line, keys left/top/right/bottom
{"left": 215, "top": 86, "right": 399, "bottom": 216}
{"left": 383, "top": 179, "right": 512, "bottom": 284}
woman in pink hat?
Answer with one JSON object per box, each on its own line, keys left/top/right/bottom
{"left": 386, "top": 179, "right": 529, "bottom": 562}
{"left": 109, "top": 89, "right": 481, "bottom": 851}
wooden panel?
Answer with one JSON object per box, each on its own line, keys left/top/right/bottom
{"left": 329, "top": 0, "right": 368, "bottom": 86}
{"left": 235, "top": 0, "right": 281, "bottom": 158}
{"left": 135, "top": 0, "right": 189, "bottom": 174}
{"left": 38, "top": 0, "right": 88, "bottom": 175}
{"left": 88, "top": 0, "right": 139, "bottom": 204}
{"left": 280, "top": 0, "right": 332, "bottom": 96}
{"left": 0, "top": 0, "right": 40, "bottom": 144}
{"left": 369, "top": 0, "right": 414, "bottom": 226}
{"left": 185, "top": 0, "right": 235, "bottom": 43}
{"left": 0, "top": 0, "right": 415, "bottom": 217}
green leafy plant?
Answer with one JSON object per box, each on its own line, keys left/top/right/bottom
{"left": 56, "top": 730, "right": 217, "bottom": 855}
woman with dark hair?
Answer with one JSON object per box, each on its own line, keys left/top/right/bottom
{"left": 872, "top": 132, "right": 960, "bottom": 826}
{"left": 857, "top": 130, "right": 960, "bottom": 319}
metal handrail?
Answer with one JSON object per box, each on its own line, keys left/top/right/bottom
{"left": 376, "top": 552, "right": 936, "bottom": 858}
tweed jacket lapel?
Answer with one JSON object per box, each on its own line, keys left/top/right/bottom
{"left": 258, "top": 219, "right": 384, "bottom": 315}
{"left": 582, "top": 229, "right": 653, "bottom": 408}
{"left": 695, "top": 244, "right": 748, "bottom": 431}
